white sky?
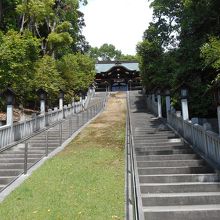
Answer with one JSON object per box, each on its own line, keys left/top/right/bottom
{"left": 80, "top": 0, "right": 153, "bottom": 55}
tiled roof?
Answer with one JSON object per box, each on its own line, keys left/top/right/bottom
{"left": 95, "top": 61, "right": 139, "bottom": 73}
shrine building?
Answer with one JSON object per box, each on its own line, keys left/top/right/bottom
{"left": 95, "top": 61, "right": 141, "bottom": 91}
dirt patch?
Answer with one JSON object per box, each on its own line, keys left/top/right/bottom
{"left": 61, "top": 92, "right": 127, "bottom": 154}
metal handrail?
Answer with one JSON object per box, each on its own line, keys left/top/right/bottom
{"left": 126, "top": 91, "right": 140, "bottom": 220}
{"left": 0, "top": 96, "right": 108, "bottom": 193}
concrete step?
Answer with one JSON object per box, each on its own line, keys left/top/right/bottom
{"left": 137, "top": 160, "right": 206, "bottom": 168}
{"left": 136, "top": 154, "right": 200, "bottom": 161}
{"left": 0, "top": 163, "right": 34, "bottom": 169}
{"left": 140, "top": 182, "right": 220, "bottom": 194}
{"left": 0, "top": 158, "right": 38, "bottom": 163}
{"left": 133, "top": 138, "right": 182, "bottom": 143}
{"left": 135, "top": 148, "right": 194, "bottom": 156}
{"left": 143, "top": 205, "right": 220, "bottom": 220}
{"left": 139, "top": 174, "right": 220, "bottom": 183}
{"left": 134, "top": 142, "right": 184, "bottom": 147}
{"left": 0, "top": 176, "right": 16, "bottom": 185}
{"left": 138, "top": 166, "right": 213, "bottom": 175}
{"left": 142, "top": 192, "right": 220, "bottom": 206}
{"left": 135, "top": 145, "right": 189, "bottom": 151}
{"left": 0, "top": 169, "right": 23, "bottom": 176}
{"left": 0, "top": 154, "right": 43, "bottom": 158}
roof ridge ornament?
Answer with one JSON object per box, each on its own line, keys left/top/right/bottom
{"left": 115, "top": 61, "right": 122, "bottom": 65}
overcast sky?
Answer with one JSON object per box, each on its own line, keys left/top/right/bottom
{"left": 80, "top": 0, "right": 153, "bottom": 55}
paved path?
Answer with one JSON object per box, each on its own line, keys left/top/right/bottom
{"left": 129, "top": 91, "right": 220, "bottom": 220}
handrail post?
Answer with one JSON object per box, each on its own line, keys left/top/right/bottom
{"left": 86, "top": 109, "right": 89, "bottom": 122}
{"left": 69, "top": 119, "right": 72, "bottom": 137}
{"left": 24, "top": 142, "right": 28, "bottom": 174}
{"left": 59, "top": 122, "right": 62, "bottom": 146}
{"left": 45, "top": 130, "right": 49, "bottom": 157}
{"left": 77, "top": 113, "right": 79, "bottom": 129}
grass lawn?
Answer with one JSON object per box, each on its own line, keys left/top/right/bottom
{"left": 0, "top": 93, "right": 126, "bottom": 220}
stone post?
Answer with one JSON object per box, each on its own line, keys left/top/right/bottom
{"left": 37, "top": 88, "right": 47, "bottom": 115}
{"left": 59, "top": 90, "right": 64, "bottom": 110}
{"left": 4, "top": 88, "right": 15, "bottom": 126}
{"left": 165, "top": 89, "right": 171, "bottom": 119}
{"left": 217, "top": 106, "right": 220, "bottom": 134}
{"left": 181, "top": 88, "right": 189, "bottom": 120}
{"left": 157, "top": 90, "right": 162, "bottom": 118}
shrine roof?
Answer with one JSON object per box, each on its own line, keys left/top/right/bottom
{"left": 95, "top": 61, "right": 139, "bottom": 73}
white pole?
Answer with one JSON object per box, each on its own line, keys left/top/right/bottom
{"left": 59, "top": 97, "right": 63, "bottom": 110}
{"left": 6, "top": 104, "right": 13, "bottom": 125}
{"left": 40, "top": 100, "right": 45, "bottom": 114}
{"left": 157, "top": 94, "right": 162, "bottom": 118}
{"left": 181, "top": 98, "right": 189, "bottom": 120}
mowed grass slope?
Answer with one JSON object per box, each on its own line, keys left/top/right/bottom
{"left": 0, "top": 93, "right": 126, "bottom": 220}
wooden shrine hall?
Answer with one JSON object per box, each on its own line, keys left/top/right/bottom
{"left": 95, "top": 61, "right": 141, "bottom": 91}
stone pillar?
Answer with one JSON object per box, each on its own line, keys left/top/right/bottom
{"left": 157, "top": 94, "right": 162, "bottom": 118}
{"left": 37, "top": 89, "right": 47, "bottom": 115}
{"left": 165, "top": 90, "right": 171, "bottom": 118}
{"left": 217, "top": 106, "right": 220, "bottom": 134}
{"left": 59, "top": 97, "right": 63, "bottom": 110}
{"left": 7, "top": 104, "right": 13, "bottom": 126}
{"left": 181, "top": 88, "right": 189, "bottom": 120}
{"left": 181, "top": 99, "right": 189, "bottom": 120}
{"left": 59, "top": 90, "right": 64, "bottom": 110}
{"left": 40, "top": 99, "right": 45, "bottom": 114}
{"left": 4, "top": 88, "right": 15, "bottom": 126}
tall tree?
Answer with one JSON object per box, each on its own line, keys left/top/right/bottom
{"left": 89, "top": 43, "right": 122, "bottom": 61}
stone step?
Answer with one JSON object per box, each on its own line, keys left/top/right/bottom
{"left": 0, "top": 163, "right": 33, "bottom": 169}
{"left": 142, "top": 192, "right": 220, "bottom": 206}
{"left": 0, "top": 154, "right": 43, "bottom": 158}
{"left": 0, "top": 169, "right": 23, "bottom": 176}
{"left": 0, "top": 176, "right": 16, "bottom": 185}
{"left": 2, "top": 149, "right": 50, "bottom": 154}
{"left": 138, "top": 166, "right": 213, "bottom": 175}
{"left": 134, "top": 136, "right": 177, "bottom": 141}
{"left": 139, "top": 174, "right": 220, "bottom": 183}
{"left": 135, "top": 148, "right": 194, "bottom": 156}
{"left": 134, "top": 142, "right": 184, "bottom": 147}
{"left": 133, "top": 138, "right": 181, "bottom": 143}
{"left": 136, "top": 154, "right": 200, "bottom": 161}
{"left": 137, "top": 160, "right": 206, "bottom": 168}
{"left": 134, "top": 131, "right": 174, "bottom": 134}
{"left": 0, "top": 158, "right": 38, "bottom": 163}
{"left": 28, "top": 144, "right": 58, "bottom": 148}
{"left": 143, "top": 205, "right": 220, "bottom": 220}
{"left": 135, "top": 145, "right": 189, "bottom": 151}
{"left": 140, "top": 182, "right": 220, "bottom": 194}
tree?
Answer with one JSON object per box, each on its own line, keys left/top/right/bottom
{"left": 0, "top": 30, "right": 40, "bottom": 103}
{"left": 57, "top": 53, "right": 95, "bottom": 100}
{"left": 16, "top": 0, "right": 89, "bottom": 56}
{"left": 137, "top": 0, "right": 220, "bottom": 117}
{"left": 89, "top": 43, "right": 122, "bottom": 61}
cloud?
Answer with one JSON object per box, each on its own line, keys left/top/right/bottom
{"left": 80, "top": 0, "right": 153, "bottom": 55}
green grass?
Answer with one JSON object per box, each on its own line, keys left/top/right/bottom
{"left": 0, "top": 95, "right": 126, "bottom": 220}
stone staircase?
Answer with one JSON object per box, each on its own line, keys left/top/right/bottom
{"left": 87, "top": 92, "right": 107, "bottom": 108}
{"left": 129, "top": 91, "right": 220, "bottom": 220}
{"left": 0, "top": 93, "right": 106, "bottom": 193}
